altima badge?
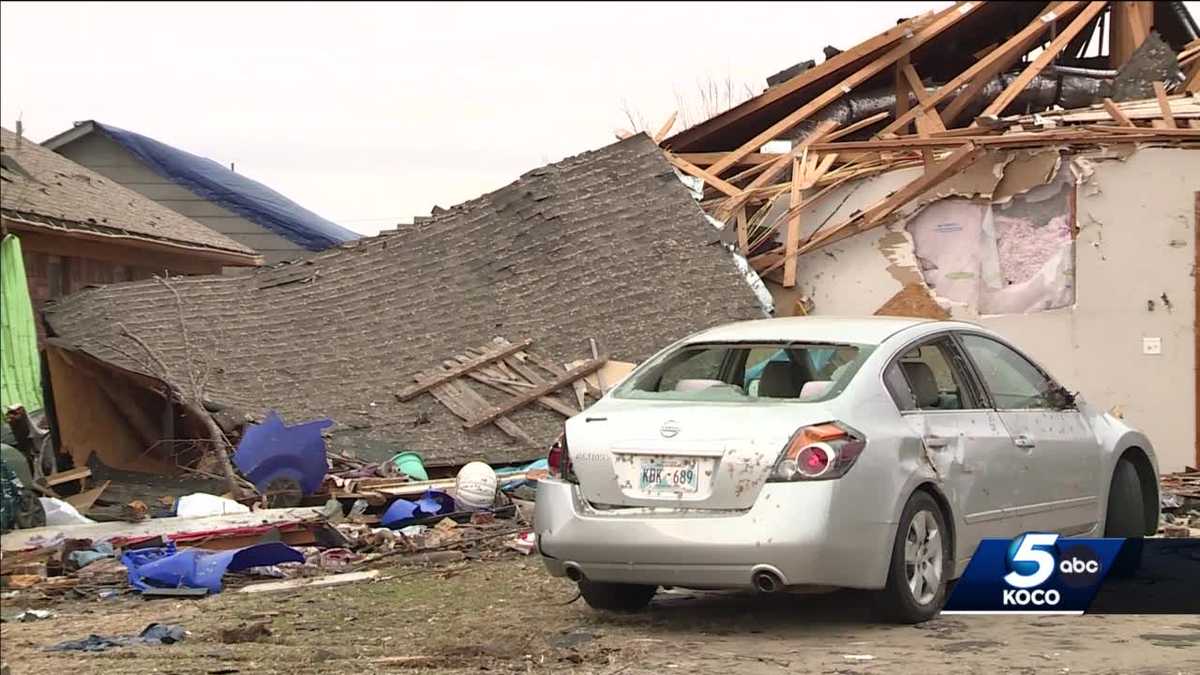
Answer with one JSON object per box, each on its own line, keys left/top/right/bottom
{"left": 660, "top": 420, "right": 680, "bottom": 438}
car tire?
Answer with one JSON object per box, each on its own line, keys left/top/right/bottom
{"left": 1104, "top": 459, "right": 1145, "bottom": 577}
{"left": 578, "top": 580, "right": 656, "bottom": 613}
{"left": 879, "top": 491, "right": 952, "bottom": 624}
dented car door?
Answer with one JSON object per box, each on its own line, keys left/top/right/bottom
{"left": 885, "top": 335, "right": 1022, "bottom": 567}
{"left": 956, "top": 333, "right": 1102, "bottom": 536}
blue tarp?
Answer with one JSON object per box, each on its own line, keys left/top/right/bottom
{"left": 92, "top": 123, "right": 359, "bottom": 251}
{"left": 121, "top": 542, "right": 304, "bottom": 594}
{"left": 232, "top": 411, "right": 333, "bottom": 496}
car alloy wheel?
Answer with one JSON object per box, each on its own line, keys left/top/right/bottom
{"left": 904, "top": 509, "right": 943, "bottom": 606}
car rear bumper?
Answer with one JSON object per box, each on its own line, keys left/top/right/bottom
{"left": 534, "top": 478, "right": 895, "bottom": 590}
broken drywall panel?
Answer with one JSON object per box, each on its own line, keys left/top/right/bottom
{"left": 877, "top": 226, "right": 923, "bottom": 288}
{"left": 993, "top": 150, "right": 1062, "bottom": 203}
{"left": 788, "top": 226, "right": 905, "bottom": 317}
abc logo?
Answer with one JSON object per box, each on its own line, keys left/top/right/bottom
{"left": 1001, "top": 534, "right": 1103, "bottom": 606}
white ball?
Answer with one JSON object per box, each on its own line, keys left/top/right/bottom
{"left": 454, "top": 461, "right": 498, "bottom": 510}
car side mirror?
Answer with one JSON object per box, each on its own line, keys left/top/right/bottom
{"left": 1045, "top": 384, "right": 1077, "bottom": 411}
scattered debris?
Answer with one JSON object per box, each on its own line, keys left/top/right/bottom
{"left": 46, "top": 623, "right": 186, "bottom": 652}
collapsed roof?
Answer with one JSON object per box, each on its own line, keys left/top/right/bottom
{"left": 43, "top": 134, "right": 765, "bottom": 467}
{"left": 0, "top": 127, "right": 260, "bottom": 265}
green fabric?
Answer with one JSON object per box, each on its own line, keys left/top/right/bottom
{"left": 0, "top": 234, "right": 43, "bottom": 411}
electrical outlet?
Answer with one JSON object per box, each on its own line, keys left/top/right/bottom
{"left": 1142, "top": 337, "right": 1162, "bottom": 355}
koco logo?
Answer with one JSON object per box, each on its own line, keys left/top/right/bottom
{"left": 1001, "top": 533, "right": 1103, "bottom": 606}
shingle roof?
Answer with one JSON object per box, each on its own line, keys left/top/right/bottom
{"left": 44, "top": 121, "right": 359, "bottom": 251}
{"left": 44, "top": 134, "right": 764, "bottom": 467}
{"left": 0, "top": 127, "right": 257, "bottom": 258}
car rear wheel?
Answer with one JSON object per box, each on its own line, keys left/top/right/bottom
{"left": 879, "top": 491, "right": 951, "bottom": 624}
{"left": 578, "top": 580, "right": 656, "bottom": 612}
{"left": 1104, "top": 459, "right": 1145, "bottom": 577}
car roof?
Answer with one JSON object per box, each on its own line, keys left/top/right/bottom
{"left": 683, "top": 315, "right": 970, "bottom": 346}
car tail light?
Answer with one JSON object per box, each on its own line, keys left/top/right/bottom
{"left": 769, "top": 422, "right": 865, "bottom": 482}
{"left": 547, "top": 431, "right": 577, "bottom": 482}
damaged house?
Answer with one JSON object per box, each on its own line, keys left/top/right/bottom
{"left": 42, "top": 121, "right": 360, "bottom": 266}
{"left": 39, "top": 135, "right": 765, "bottom": 478}
{"left": 655, "top": 1, "right": 1200, "bottom": 471}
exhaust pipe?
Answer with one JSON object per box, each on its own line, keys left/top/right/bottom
{"left": 752, "top": 569, "right": 783, "bottom": 593}
{"left": 564, "top": 563, "right": 586, "bottom": 582}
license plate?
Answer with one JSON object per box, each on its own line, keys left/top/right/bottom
{"left": 639, "top": 458, "right": 699, "bottom": 493}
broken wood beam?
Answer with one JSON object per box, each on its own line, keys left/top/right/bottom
{"left": 704, "top": 1, "right": 984, "bottom": 177}
{"left": 664, "top": 153, "right": 743, "bottom": 197}
{"left": 457, "top": 358, "right": 579, "bottom": 418}
{"left": 396, "top": 339, "right": 533, "bottom": 401}
{"left": 1153, "top": 82, "right": 1177, "bottom": 128}
{"left": 44, "top": 466, "right": 92, "bottom": 487}
{"left": 464, "top": 358, "right": 606, "bottom": 431}
{"left": 1102, "top": 97, "right": 1136, "bottom": 126}
{"left": 783, "top": 156, "right": 804, "bottom": 288}
{"left": 978, "top": 2, "right": 1108, "bottom": 119}
{"left": 430, "top": 378, "right": 534, "bottom": 444}
{"left": 880, "top": 1, "right": 1086, "bottom": 134}
{"left": 674, "top": 152, "right": 777, "bottom": 168}
{"left": 653, "top": 111, "right": 678, "bottom": 143}
{"left": 714, "top": 121, "right": 837, "bottom": 220}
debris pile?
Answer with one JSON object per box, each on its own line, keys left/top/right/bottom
{"left": 1159, "top": 468, "right": 1200, "bottom": 537}
{"left": 653, "top": 1, "right": 1200, "bottom": 290}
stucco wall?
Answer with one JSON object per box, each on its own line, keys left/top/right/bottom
{"left": 53, "top": 133, "right": 306, "bottom": 266}
{"left": 772, "top": 147, "right": 1198, "bottom": 472}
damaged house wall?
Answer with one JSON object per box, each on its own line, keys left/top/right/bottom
{"left": 41, "top": 134, "right": 764, "bottom": 471}
{"left": 777, "top": 146, "right": 1198, "bottom": 472}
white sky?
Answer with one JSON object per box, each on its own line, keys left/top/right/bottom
{"left": 2, "top": 1, "right": 1194, "bottom": 235}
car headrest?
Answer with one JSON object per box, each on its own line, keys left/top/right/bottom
{"left": 901, "top": 361, "right": 940, "bottom": 408}
{"left": 675, "top": 378, "right": 725, "bottom": 393}
{"left": 799, "top": 380, "right": 833, "bottom": 400}
{"left": 759, "top": 361, "right": 801, "bottom": 398}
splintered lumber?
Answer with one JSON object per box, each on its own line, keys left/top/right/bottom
{"left": 735, "top": 207, "right": 749, "bottom": 254}
{"left": 241, "top": 570, "right": 380, "bottom": 593}
{"left": 705, "top": 1, "right": 985, "bottom": 177}
{"left": 881, "top": 1, "right": 1085, "bottom": 135}
{"left": 665, "top": 153, "right": 742, "bottom": 197}
{"left": 675, "top": 152, "right": 777, "bottom": 167}
{"left": 783, "top": 157, "right": 804, "bottom": 288}
{"left": 456, "top": 357, "right": 579, "bottom": 418}
{"left": 900, "top": 63, "right": 946, "bottom": 135}
{"left": 430, "top": 378, "right": 533, "bottom": 444}
{"left": 666, "top": 13, "right": 925, "bottom": 150}
{"left": 715, "top": 121, "right": 837, "bottom": 220}
{"left": 1102, "top": 98, "right": 1135, "bottom": 126}
{"left": 44, "top": 466, "right": 91, "bottom": 487}
{"left": 653, "top": 111, "right": 678, "bottom": 143}
{"left": 978, "top": 2, "right": 1108, "bottom": 119}
{"left": 465, "top": 358, "right": 606, "bottom": 431}
{"left": 396, "top": 339, "right": 533, "bottom": 401}
{"left": 761, "top": 143, "right": 982, "bottom": 276}
{"left": 65, "top": 480, "right": 110, "bottom": 514}
{"left": 824, "top": 111, "right": 890, "bottom": 142}
{"left": 1153, "top": 82, "right": 1177, "bottom": 128}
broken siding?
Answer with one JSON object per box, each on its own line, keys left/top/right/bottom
{"left": 53, "top": 133, "right": 306, "bottom": 265}
{"left": 782, "top": 146, "right": 1198, "bottom": 472}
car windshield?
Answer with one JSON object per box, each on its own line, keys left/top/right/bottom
{"left": 614, "top": 341, "right": 873, "bottom": 403}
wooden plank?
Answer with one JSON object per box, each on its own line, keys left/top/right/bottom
{"left": 900, "top": 63, "right": 946, "bottom": 134}
{"left": 1110, "top": 1, "right": 1153, "bottom": 68}
{"left": 465, "top": 358, "right": 606, "bottom": 431}
{"left": 823, "top": 111, "right": 890, "bottom": 142}
{"left": 1184, "top": 59, "right": 1200, "bottom": 95}
{"left": 45, "top": 466, "right": 91, "bottom": 487}
{"left": 65, "top": 480, "right": 110, "bottom": 514}
{"left": 674, "top": 152, "right": 776, "bottom": 167}
{"left": 705, "top": 1, "right": 984, "bottom": 177}
{"left": 241, "top": 570, "right": 380, "bottom": 594}
{"left": 715, "top": 121, "right": 837, "bottom": 219}
{"left": 520, "top": 351, "right": 603, "bottom": 399}
{"left": 396, "top": 339, "right": 533, "bottom": 401}
{"left": 783, "top": 157, "right": 804, "bottom": 288}
{"left": 880, "top": 1, "right": 1085, "bottom": 135}
{"left": 458, "top": 358, "right": 578, "bottom": 418}
{"left": 894, "top": 55, "right": 913, "bottom": 134}
{"left": 653, "top": 111, "right": 678, "bottom": 143}
{"left": 979, "top": 2, "right": 1109, "bottom": 119}
{"left": 664, "top": 153, "right": 742, "bottom": 197}
{"left": 1153, "top": 82, "right": 1177, "bottom": 128}
{"left": 1102, "top": 98, "right": 1136, "bottom": 126}
{"left": 442, "top": 377, "right": 534, "bottom": 443}
{"left": 665, "top": 13, "right": 927, "bottom": 150}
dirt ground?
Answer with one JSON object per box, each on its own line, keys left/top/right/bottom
{"left": 2, "top": 556, "right": 1198, "bottom": 675}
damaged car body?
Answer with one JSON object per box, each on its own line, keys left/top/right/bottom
{"left": 535, "top": 316, "right": 1160, "bottom": 622}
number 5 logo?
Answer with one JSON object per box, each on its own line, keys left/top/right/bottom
{"left": 1004, "top": 533, "right": 1059, "bottom": 589}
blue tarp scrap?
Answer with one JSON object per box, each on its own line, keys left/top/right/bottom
{"left": 380, "top": 489, "right": 455, "bottom": 528}
{"left": 92, "top": 123, "right": 359, "bottom": 251}
{"left": 121, "top": 542, "right": 304, "bottom": 594}
{"left": 233, "top": 411, "right": 333, "bottom": 496}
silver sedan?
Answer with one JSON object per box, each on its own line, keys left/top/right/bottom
{"left": 535, "top": 316, "right": 1160, "bottom": 622}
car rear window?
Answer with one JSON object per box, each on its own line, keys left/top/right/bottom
{"left": 614, "top": 341, "right": 873, "bottom": 402}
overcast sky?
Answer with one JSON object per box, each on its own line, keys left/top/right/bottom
{"left": 3, "top": 2, "right": 1193, "bottom": 235}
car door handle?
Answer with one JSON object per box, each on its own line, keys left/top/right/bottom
{"left": 923, "top": 436, "right": 949, "bottom": 449}
{"left": 1014, "top": 435, "right": 1036, "bottom": 449}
